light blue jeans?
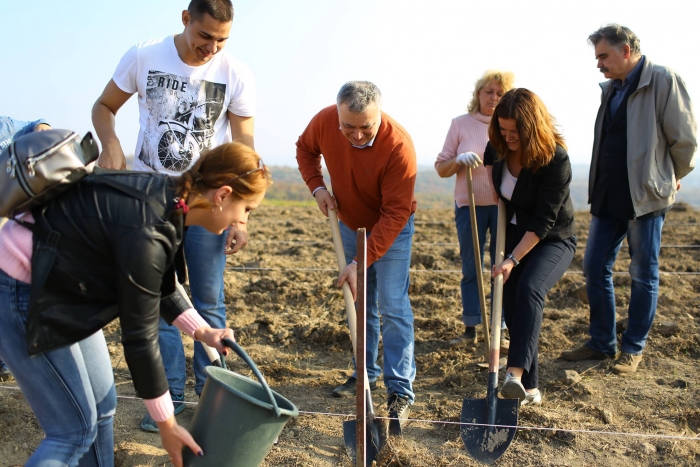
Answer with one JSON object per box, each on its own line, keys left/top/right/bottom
{"left": 0, "top": 116, "right": 49, "bottom": 152}
{"left": 0, "top": 269, "right": 116, "bottom": 467}
{"left": 454, "top": 204, "right": 501, "bottom": 327}
{"left": 339, "top": 215, "right": 416, "bottom": 403}
{"left": 583, "top": 214, "right": 665, "bottom": 356}
{"left": 157, "top": 226, "right": 228, "bottom": 396}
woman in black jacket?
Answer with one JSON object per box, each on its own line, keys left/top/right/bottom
{"left": 482, "top": 88, "right": 576, "bottom": 406}
{"left": 0, "top": 142, "right": 271, "bottom": 467}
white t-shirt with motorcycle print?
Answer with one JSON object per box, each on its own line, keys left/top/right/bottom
{"left": 112, "top": 35, "right": 256, "bottom": 175}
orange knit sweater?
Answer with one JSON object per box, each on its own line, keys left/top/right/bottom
{"left": 296, "top": 105, "right": 417, "bottom": 265}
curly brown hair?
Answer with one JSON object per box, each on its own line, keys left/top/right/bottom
{"left": 488, "top": 88, "right": 566, "bottom": 172}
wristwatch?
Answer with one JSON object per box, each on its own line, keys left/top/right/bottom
{"left": 506, "top": 253, "right": 520, "bottom": 266}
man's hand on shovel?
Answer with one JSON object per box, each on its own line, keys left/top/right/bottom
{"left": 313, "top": 187, "right": 338, "bottom": 217}
{"left": 337, "top": 262, "right": 358, "bottom": 301}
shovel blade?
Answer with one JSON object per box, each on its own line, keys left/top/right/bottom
{"left": 343, "top": 418, "right": 387, "bottom": 464}
{"left": 460, "top": 397, "right": 519, "bottom": 464}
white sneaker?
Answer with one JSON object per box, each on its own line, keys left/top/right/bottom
{"left": 500, "top": 373, "right": 527, "bottom": 401}
{"left": 520, "top": 389, "right": 542, "bottom": 406}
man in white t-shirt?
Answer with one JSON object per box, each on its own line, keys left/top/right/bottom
{"left": 91, "top": 0, "right": 255, "bottom": 433}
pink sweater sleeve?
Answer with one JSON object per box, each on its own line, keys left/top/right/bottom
{"left": 435, "top": 118, "right": 460, "bottom": 168}
{"left": 143, "top": 391, "right": 175, "bottom": 422}
{"left": 144, "top": 312, "right": 207, "bottom": 422}
{"left": 0, "top": 214, "right": 34, "bottom": 283}
{"left": 172, "top": 308, "right": 210, "bottom": 337}
{"left": 434, "top": 114, "right": 496, "bottom": 207}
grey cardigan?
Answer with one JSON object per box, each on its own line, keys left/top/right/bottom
{"left": 589, "top": 58, "right": 697, "bottom": 217}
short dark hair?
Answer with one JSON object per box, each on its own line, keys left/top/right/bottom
{"left": 588, "top": 24, "right": 641, "bottom": 56}
{"left": 188, "top": 0, "right": 234, "bottom": 23}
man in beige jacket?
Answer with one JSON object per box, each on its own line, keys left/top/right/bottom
{"left": 561, "top": 24, "right": 696, "bottom": 374}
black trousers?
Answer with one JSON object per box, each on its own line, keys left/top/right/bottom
{"left": 503, "top": 224, "right": 576, "bottom": 389}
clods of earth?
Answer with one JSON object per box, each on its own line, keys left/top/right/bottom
{"left": 1, "top": 205, "right": 698, "bottom": 466}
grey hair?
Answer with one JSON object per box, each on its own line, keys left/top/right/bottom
{"left": 336, "top": 81, "right": 382, "bottom": 112}
{"left": 588, "top": 23, "right": 641, "bottom": 56}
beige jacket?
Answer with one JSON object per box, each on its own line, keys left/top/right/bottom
{"left": 589, "top": 58, "right": 697, "bottom": 217}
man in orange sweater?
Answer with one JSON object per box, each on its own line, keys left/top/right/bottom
{"left": 296, "top": 81, "right": 417, "bottom": 435}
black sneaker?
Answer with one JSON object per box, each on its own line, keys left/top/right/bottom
{"left": 331, "top": 376, "right": 377, "bottom": 398}
{"left": 448, "top": 326, "right": 477, "bottom": 347}
{"left": 387, "top": 393, "right": 411, "bottom": 436}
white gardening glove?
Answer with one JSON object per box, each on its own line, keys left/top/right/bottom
{"left": 455, "top": 152, "right": 482, "bottom": 168}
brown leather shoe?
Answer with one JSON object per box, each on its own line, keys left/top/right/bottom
{"left": 612, "top": 352, "right": 643, "bottom": 375}
{"left": 560, "top": 344, "right": 611, "bottom": 361}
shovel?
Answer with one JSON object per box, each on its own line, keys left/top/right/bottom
{"left": 465, "top": 166, "right": 491, "bottom": 362}
{"left": 466, "top": 168, "right": 506, "bottom": 371}
{"left": 328, "top": 210, "right": 386, "bottom": 465}
{"left": 460, "top": 199, "right": 519, "bottom": 464}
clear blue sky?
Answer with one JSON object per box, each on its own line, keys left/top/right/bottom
{"left": 1, "top": 0, "right": 697, "bottom": 168}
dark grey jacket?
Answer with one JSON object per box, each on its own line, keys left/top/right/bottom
{"left": 27, "top": 171, "right": 189, "bottom": 399}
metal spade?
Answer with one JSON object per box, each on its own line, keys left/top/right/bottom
{"left": 460, "top": 199, "right": 519, "bottom": 464}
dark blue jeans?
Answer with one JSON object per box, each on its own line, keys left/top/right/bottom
{"left": 583, "top": 214, "right": 665, "bottom": 356}
{"left": 503, "top": 226, "right": 576, "bottom": 390}
{"left": 454, "top": 204, "right": 498, "bottom": 327}
{"left": 0, "top": 269, "right": 116, "bottom": 466}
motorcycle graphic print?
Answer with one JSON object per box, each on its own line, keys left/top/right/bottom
{"left": 138, "top": 70, "right": 226, "bottom": 174}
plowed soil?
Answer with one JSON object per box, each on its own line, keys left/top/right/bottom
{"left": 1, "top": 205, "right": 699, "bottom": 466}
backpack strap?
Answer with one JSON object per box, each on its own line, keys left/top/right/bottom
{"left": 11, "top": 173, "right": 171, "bottom": 230}
{"left": 91, "top": 173, "right": 168, "bottom": 218}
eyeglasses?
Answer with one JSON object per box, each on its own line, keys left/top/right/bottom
{"left": 230, "top": 158, "right": 265, "bottom": 181}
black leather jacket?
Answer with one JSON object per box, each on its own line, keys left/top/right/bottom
{"left": 27, "top": 171, "right": 189, "bottom": 399}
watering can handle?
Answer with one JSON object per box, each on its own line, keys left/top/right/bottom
{"left": 221, "top": 338, "right": 282, "bottom": 417}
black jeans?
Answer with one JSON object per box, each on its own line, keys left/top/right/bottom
{"left": 503, "top": 224, "right": 576, "bottom": 389}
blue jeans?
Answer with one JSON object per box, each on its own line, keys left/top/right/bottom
{"left": 0, "top": 116, "right": 49, "bottom": 152}
{"left": 0, "top": 269, "right": 116, "bottom": 467}
{"left": 454, "top": 204, "right": 500, "bottom": 327}
{"left": 339, "top": 215, "right": 416, "bottom": 403}
{"left": 157, "top": 226, "right": 228, "bottom": 396}
{"left": 583, "top": 214, "right": 665, "bottom": 356}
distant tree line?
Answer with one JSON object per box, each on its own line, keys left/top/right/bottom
{"left": 260, "top": 165, "right": 700, "bottom": 210}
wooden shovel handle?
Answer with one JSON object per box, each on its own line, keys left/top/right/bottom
{"left": 466, "top": 167, "right": 491, "bottom": 354}
{"left": 175, "top": 281, "right": 222, "bottom": 366}
{"left": 328, "top": 209, "right": 358, "bottom": 360}
{"left": 489, "top": 199, "right": 507, "bottom": 373}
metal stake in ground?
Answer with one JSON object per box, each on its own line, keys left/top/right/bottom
{"left": 328, "top": 212, "right": 386, "bottom": 465}
{"left": 460, "top": 199, "right": 519, "bottom": 464}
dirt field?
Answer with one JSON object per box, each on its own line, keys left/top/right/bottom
{"left": 1, "top": 204, "right": 699, "bottom": 466}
